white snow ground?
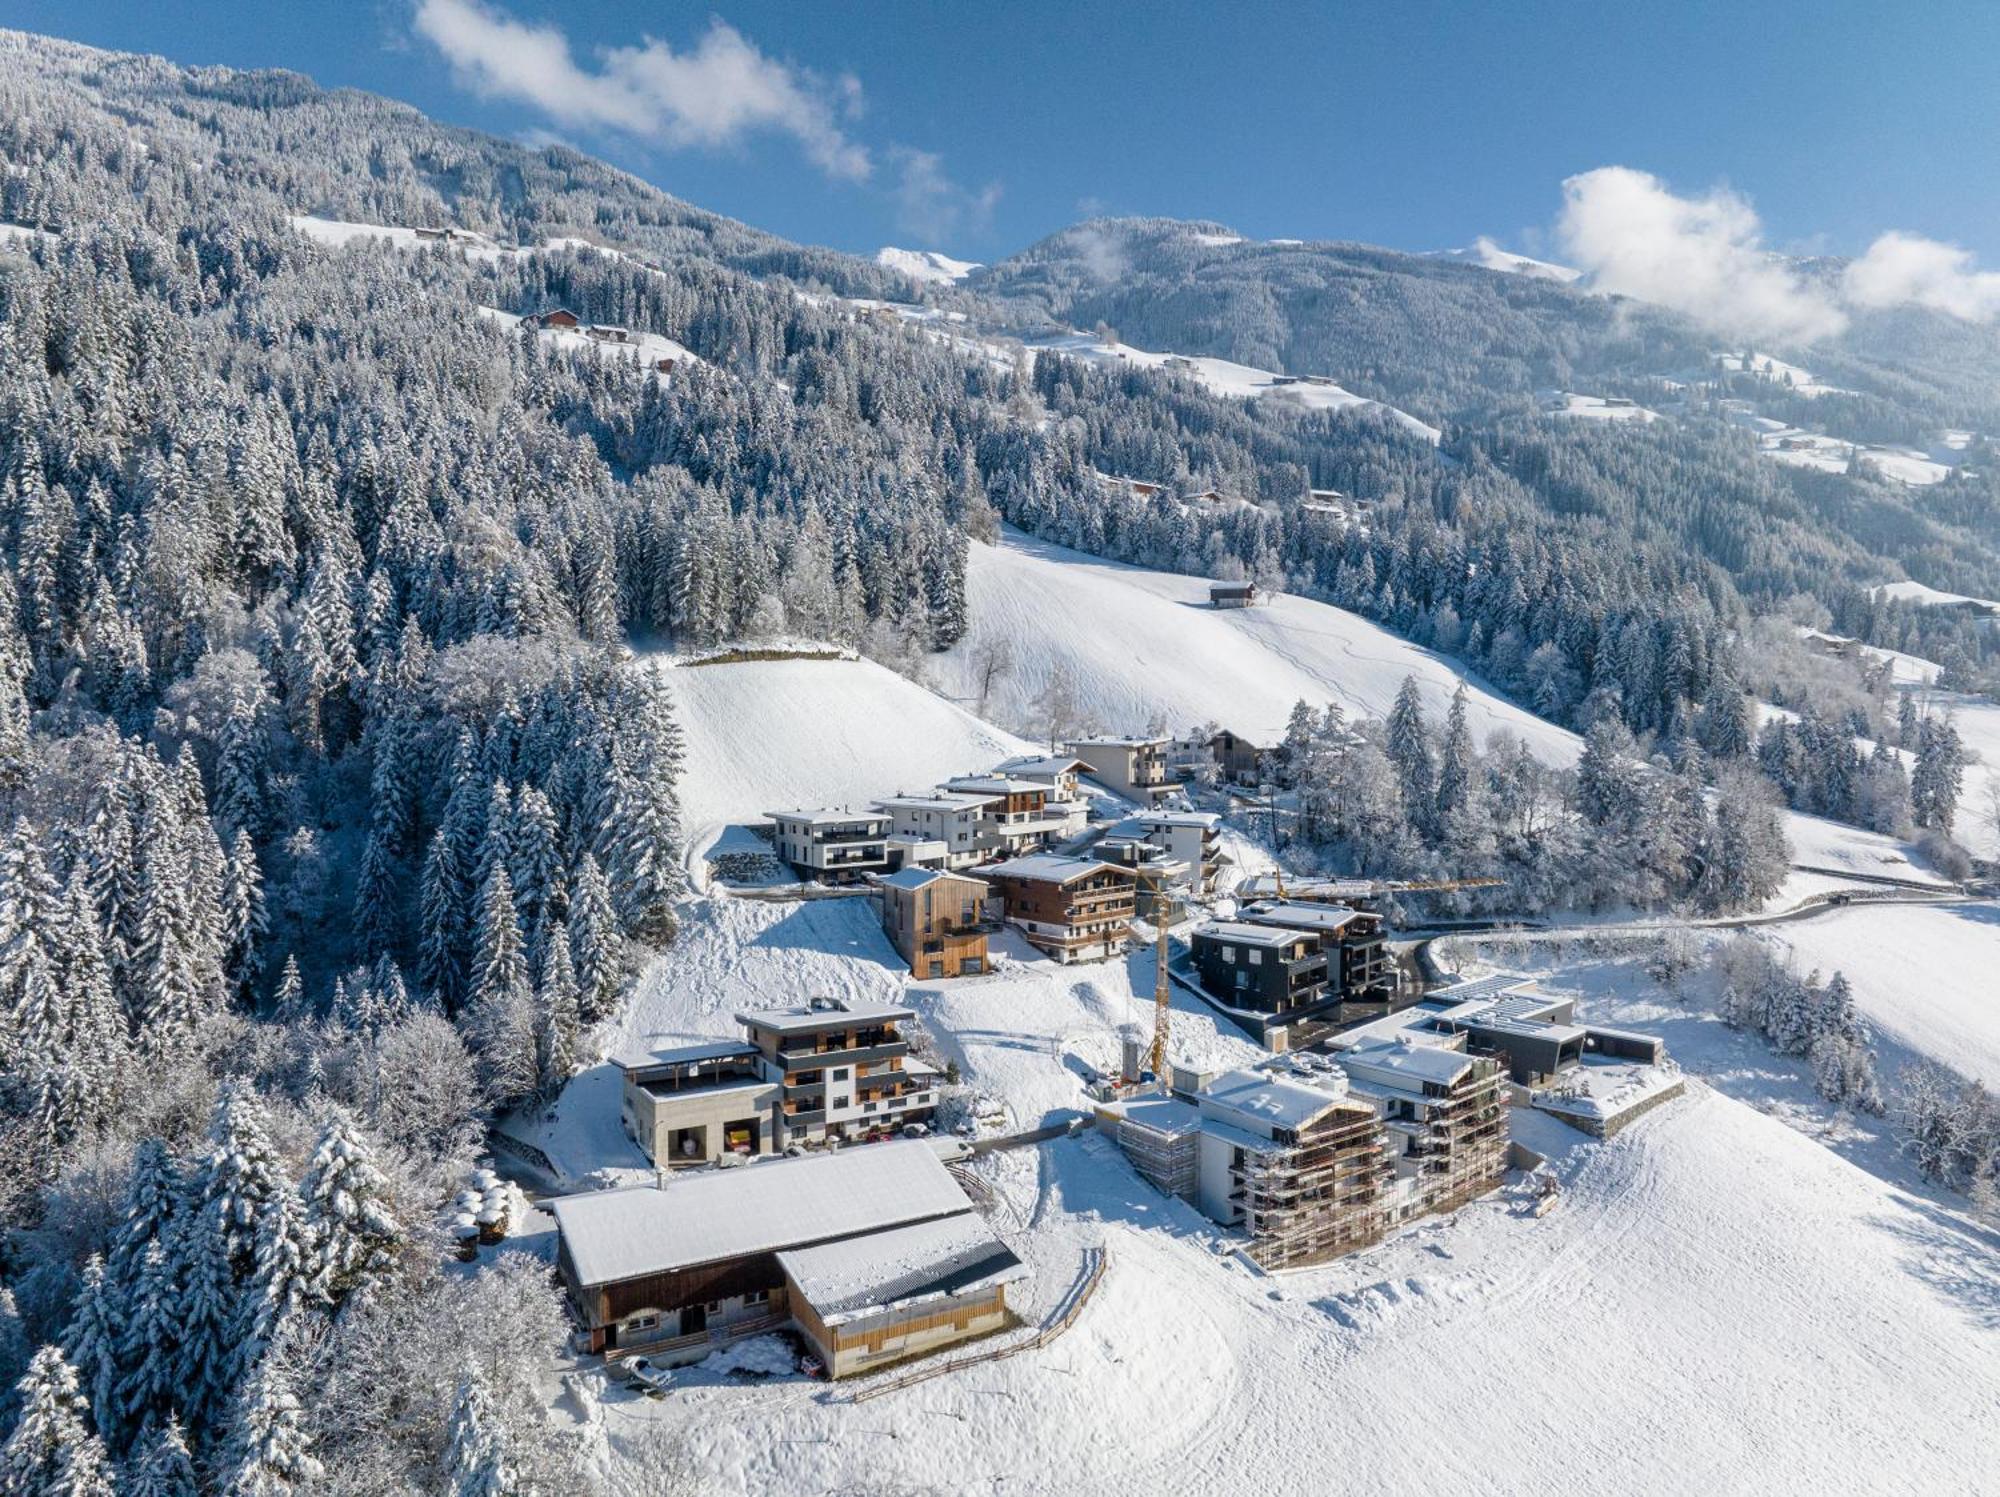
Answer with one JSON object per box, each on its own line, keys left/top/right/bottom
{"left": 1762, "top": 902, "right": 2000, "bottom": 1085}
{"left": 475, "top": 306, "right": 695, "bottom": 380}
{"left": 1431, "top": 237, "right": 1583, "bottom": 283}
{"left": 1543, "top": 391, "right": 1660, "bottom": 422}
{"left": 1873, "top": 579, "right": 2000, "bottom": 613}
{"left": 585, "top": 1031, "right": 2000, "bottom": 1495}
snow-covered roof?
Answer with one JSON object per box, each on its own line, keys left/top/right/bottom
{"left": 1068, "top": 735, "right": 1171, "bottom": 750}
{"left": 1338, "top": 1040, "right": 1481, "bottom": 1088}
{"left": 993, "top": 754, "right": 1093, "bottom": 778}
{"left": 941, "top": 775, "right": 1045, "bottom": 795}
{"left": 1130, "top": 810, "right": 1221, "bottom": 831}
{"left": 1097, "top": 1094, "right": 1204, "bottom": 1137}
{"left": 873, "top": 792, "right": 997, "bottom": 812}
{"left": 765, "top": 807, "right": 890, "bottom": 828}
{"left": 983, "top": 854, "right": 1123, "bottom": 884}
{"left": 550, "top": 1141, "right": 969, "bottom": 1287}
{"left": 1427, "top": 974, "right": 1539, "bottom": 1005}
{"left": 876, "top": 867, "right": 988, "bottom": 893}
{"left": 1194, "top": 921, "right": 1313, "bottom": 951}
{"left": 778, "top": 1212, "right": 1027, "bottom": 1326}
{"left": 1240, "top": 901, "right": 1365, "bottom": 935}
{"left": 611, "top": 1036, "right": 759, "bottom": 1071}
{"left": 1198, "top": 1067, "right": 1353, "bottom": 1132}
{"left": 735, "top": 998, "right": 916, "bottom": 1034}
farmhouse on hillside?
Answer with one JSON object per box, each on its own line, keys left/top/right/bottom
{"left": 550, "top": 1142, "right": 1027, "bottom": 1376}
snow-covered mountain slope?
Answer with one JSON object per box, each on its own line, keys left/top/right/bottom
{"left": 875, "top": 245, "right": 979, "bottom": 283}
{"left": 1872, "top": 579, "right": 2000, "bottom": 612}
{"left": 1766, "top": 903, "right": 2000, "bottom": 1085}
{"left": 656, "top": 653, "right": 1033, "bottom": 860}
{"left": 1022, "top": 331, "right": 1443, "bottom": 444}
{"left": 940, "top": 528, "right": 1581, "bottom": 761}
{"left": 475, "top": 307, "right": 696, "bottom": 380}
{"left": 1430, "top": 236, "right": 1583, "bottom": 283}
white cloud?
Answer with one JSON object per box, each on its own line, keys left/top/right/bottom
{"left": 413, "top": 0, "right": 872, "bottom": 181}
{"left": 1843, "top": 231, "right": 2000, "bottom": 322}
{"left": 890, "top": 148, "right": 1000, "bottom": 244}
{"left": 1556, "top": 166, "right": 1847, "bottom": 345}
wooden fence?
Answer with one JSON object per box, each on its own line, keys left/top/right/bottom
{"left": 845, "top": 1245, "right": 1109, "bottom": 1403}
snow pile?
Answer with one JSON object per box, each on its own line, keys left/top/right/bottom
{"left": 875, "top": 246, "right": 980, "bottom": 284}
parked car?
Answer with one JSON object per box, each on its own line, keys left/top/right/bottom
{"left": 624, "top": 1357, "right": 675, "bottom": 1396}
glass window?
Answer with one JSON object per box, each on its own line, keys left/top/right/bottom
{"left": 1248, "top": 949, "right": 1263, "bottom": 966}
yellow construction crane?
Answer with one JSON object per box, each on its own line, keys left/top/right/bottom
{"left": 1132, "top": 867, "right": 1176, "bottom": 1083}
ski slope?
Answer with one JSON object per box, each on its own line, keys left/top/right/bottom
{"left": 939, "top": 528, "right": 1579, "bottom": 762}
{"left": 655, "top": 653, "right": 1033, "bottom": 860}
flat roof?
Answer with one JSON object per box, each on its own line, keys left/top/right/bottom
{"left": 734, "top": 999, "right": 916, "bottom": 1033}
{"left": 1199, "top": 1067, "right": 1353, "bottom": 1131}
{"left": 1067, "top": 735, "right": 1170, "bottom": 749}
{"left": 1097, "top": 1095, "right": 1205, "bottom": 1138}
{"left": 878, "top": 791, "right": 997, "bottom": 810}
{"left": 765, "top": 808, "right": 889, "bottom": 827}
{"left": 983, "top": 854, "right": 1124, "bottom": 884}
{"left": 1338, "top": 1040, "right": 1479, "bottom": 1087}
{"left": 778, "top": 1212, "right": 1027, "bottom": 1326}
{"left": 1195, "top": 921, "right": 1313, "bottom": 950}
{"left": 550, "top": 1141, "right": 969, "bottom": 1287}
{"left": 1240, "top": 901, "right": 1366, "bottom": 935}
{"left": 1427, "top": 974, "right": 1539, "bottom": 1005}
{"left": 611, "top": 1036, "right": 758, "bottom": 1071}
{"left": 941, "top": 775, "right": 1046, "bottom": 795}
{"left": 1131, "top": 811, "right": 1221, "bottom": 830}
{"left": 876, "top": 867, "right": 988, "bottom": 893}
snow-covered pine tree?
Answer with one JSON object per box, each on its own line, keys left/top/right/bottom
{"left": 172, "top": 1209, "right": 248, "bottom": 1447}
{"left": 114, "top": 1240, "right": 181, "bottom": 1438}
{"left": 535, "top": 924, "right": 579, "bottom": 1102}
{"left": 59, "top": 1258, "right": 121, "bottom": 1450}
{"left": 420, "top": 829, "right": 469, "bottom": 1013}
{"left": 220, "top": 830, "right": 267, "bottom": 1003}
{"left": 122, "top": 1416, "right": 198, "bottom": 1497}
{"left": 1385, "top": 677, "right": 1436, "bottom": 843}
{"left": 218, "top": 1350, "right": 322, "bottom": 1497}
{"left": 298, "top": 1108, "right": 401, "bottom": 1310}
{"left": 0, "top": 1346, "right": 116, "bottom": 1497}
{"left": 440, "top": 1367, "right": 518, "bottom": 1497}
{"left": 566, "top": 853, "right": 620, "bottom": 1027}
{"left": 353, "top": 828, "right": 398, "bottom": 963}
{"left": 270, "top": 955, "right": 305, "bottom": 1023}
{"left": 243, "top": 1189, "right": 311, "bottom": 1354}
{"left": 196, "top": 1082, "right": 293, "bottom": 1278}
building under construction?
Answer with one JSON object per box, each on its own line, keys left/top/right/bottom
{"left": 1096, "top": 1043, "right": 1509, "bottom": 1271}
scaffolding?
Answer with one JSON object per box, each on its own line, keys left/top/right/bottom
{"left": 1105, "top": 1112, "right": 1199, "bottom": 1201}
{"left": 1236, "top": 1102, "right": 1393, "bottom": 1271}
{"left": 1401, "top": 1057, "right": 1511, "bottom": 1217}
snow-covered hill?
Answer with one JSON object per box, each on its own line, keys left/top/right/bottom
{"left": 940, "top": 528, "right": 1580, "bottom": 761}
{"left": 656, "top": 652, "right": 1034, "bottom": 861}
{"left": 1430, "top": 236, "right": 1583, "bottom": 283}
{"left": 1022, "top": 331, "right": 1443, "bottom": 444}
{"left": 875, "top": 245, "right": 979, "bottom": 284}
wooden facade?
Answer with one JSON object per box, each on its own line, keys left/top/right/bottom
{"left": 790, "top": 1282, "right": 1014, "bottom": 1379}
{"left": 877, "top": 871, "right": 992, "bottom": 978}
{"left": 988, "top": 864, "right": 1137, "bottom": 962}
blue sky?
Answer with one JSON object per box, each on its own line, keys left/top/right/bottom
{"left": 8, "top": 0, "right": 2000, "bottom": 270}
